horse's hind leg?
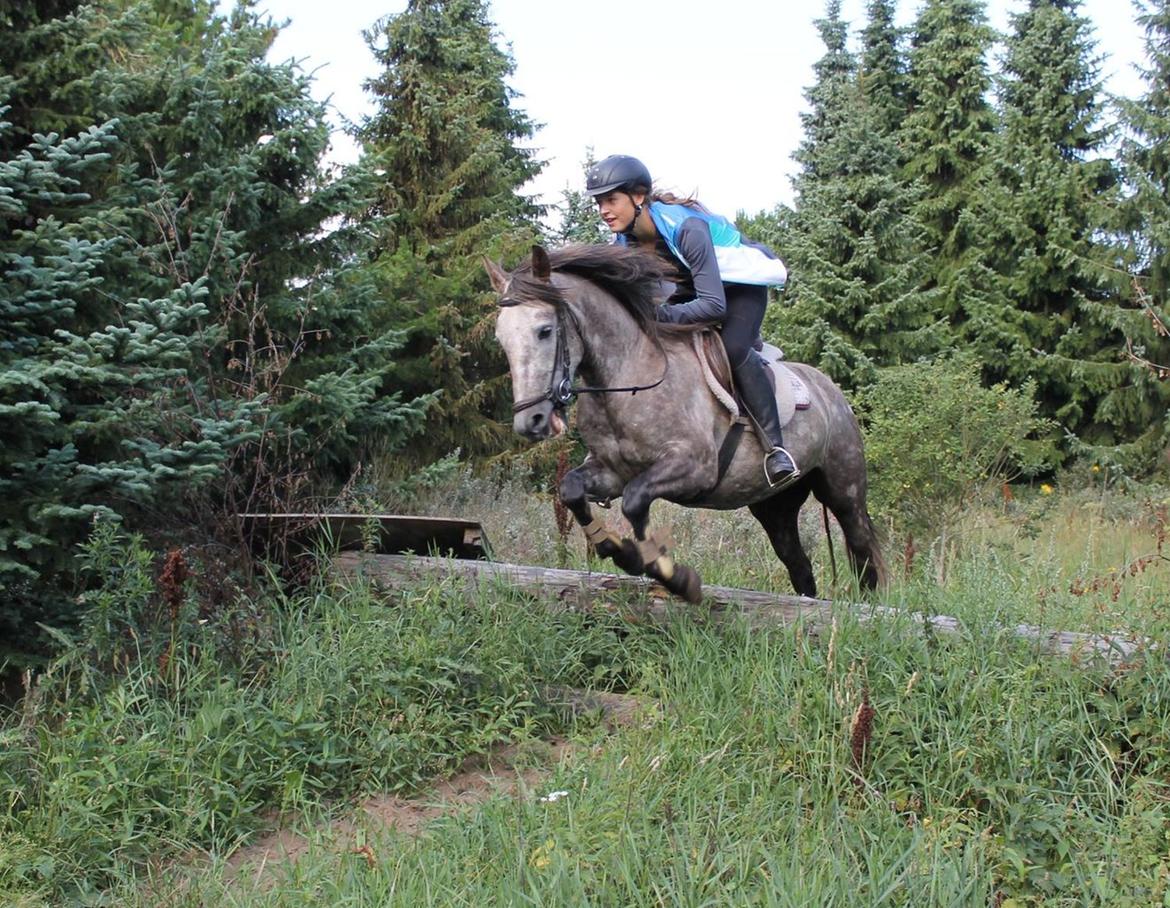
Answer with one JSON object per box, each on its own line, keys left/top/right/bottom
{"left": 749, "top": 484, "right": 817, "bottom": 598}
{"left": 808, "top": 471, "right": 884, "bottom": 591}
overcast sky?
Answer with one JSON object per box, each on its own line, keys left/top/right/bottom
{"left": 263, "top": 0, "right": 1148, "bottom": 219}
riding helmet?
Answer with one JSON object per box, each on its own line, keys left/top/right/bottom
{"left": 585, "top": 155, "right": 652, "bottom": 197}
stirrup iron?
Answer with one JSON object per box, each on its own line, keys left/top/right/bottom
{"left": 764, "top": 446, "right": 801, "bottom": 490}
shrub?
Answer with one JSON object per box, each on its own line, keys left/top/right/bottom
{"left": 860, "top": 354, "right": 1052, "bottom": 565}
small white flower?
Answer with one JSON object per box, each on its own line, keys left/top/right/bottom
{"left": 257, "top": 134, "right": 275, "bottom": 146}
{"left": 538, "top": 790, "right": 569, "bottom": 803}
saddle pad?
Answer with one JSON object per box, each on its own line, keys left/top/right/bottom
{"left": 758, "top": 343, "right": 811, "bottom": 426}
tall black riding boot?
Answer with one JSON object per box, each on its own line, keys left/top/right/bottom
{"left": 733, "top": 351, "right": 800, "bottom": 487}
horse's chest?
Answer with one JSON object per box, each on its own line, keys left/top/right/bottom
{"left": 579, "top": 404, "right": 663, "bottom": 474}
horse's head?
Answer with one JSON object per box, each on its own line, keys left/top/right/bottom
{"left": 486, "top": 245, "right": 575, "bottom": 440}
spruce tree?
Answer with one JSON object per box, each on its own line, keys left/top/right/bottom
{"left": 1108, "top": 0, "right": 1170, "bottom": 469}
{"left": 772, "top": 2, "right": 869, "bottom": 382}
{"left": 357, "top": 0, "right": 543, "bottom": 466}
{"left": 0, "top": 90, "right": 255, "bottom": 652}
{"left": 792, "top": 0, "right": 856, "bottom": 187}
{"left": 901, "top": 0, "right": 1000, "bottom": 327}
{"left": 1, "top": 1, "right": 430, "bottom": 655}
{"left": 549, "top": 150, "right": 608, "bottom": 245}
{"left": 858, "top": 0, "right": 910, "bottom": 140}
{"left": 772, "top": 1, "right": 941, "bottom": 389}
{"left": 977, "top": 0, "right": 1119, "bottom": 456}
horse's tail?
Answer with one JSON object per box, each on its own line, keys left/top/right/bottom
{"left": 850, "top": 506, "right": 887, "bottom": 591}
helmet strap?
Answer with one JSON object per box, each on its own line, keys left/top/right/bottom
{"left": 623, "top": 194, "right": 643, "bottom": 237}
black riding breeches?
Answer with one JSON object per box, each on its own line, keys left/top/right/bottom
{"left": 720, "top": 282, "right": 768, "bottom": 370}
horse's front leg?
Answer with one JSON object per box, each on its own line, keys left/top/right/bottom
{"left": 559, "top": 456, "right": 643, "bottom": 574}
{"left": 619, "top": 453, "right": 709, "bottom": 604}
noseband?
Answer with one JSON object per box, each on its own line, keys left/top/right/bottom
{"left": 498, "top": 295, "right": 667, "bottom": 415}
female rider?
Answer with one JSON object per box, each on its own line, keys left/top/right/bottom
{"left": 585, "top": 154, "right": 799, "bottom": 487}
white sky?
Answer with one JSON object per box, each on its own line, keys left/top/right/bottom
{"left": 262, "top": 0, "right": 1148, "bottom": 219}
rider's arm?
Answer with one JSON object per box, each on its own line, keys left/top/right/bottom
{"left": 655, "top": 218, "right": 726, "bottom": 325}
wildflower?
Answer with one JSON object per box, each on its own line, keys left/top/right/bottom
{"left": 1040, "top": 483, "right": 1054, "bottom": 495}
{"left": 350, "top": 844, "right": 376, "bottom": 868}
{"left": 850, "top": 694, "right": 876, "bottom": 769}
{"left": 539, "top": 790, "right": 569, "bottom": 803}
{"left": 529, "top": 838, "right": 556, "bottom": 869}
{"left": 1091, "top": 464, "right": 1101, "bottom": 473}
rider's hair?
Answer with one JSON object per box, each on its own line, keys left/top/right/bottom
{"left": 651, "top": 189, "right": 707, "bottom": 212}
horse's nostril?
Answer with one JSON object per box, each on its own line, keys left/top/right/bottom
{"left": 531, "top": 412, "right": 544, "bottom": 427}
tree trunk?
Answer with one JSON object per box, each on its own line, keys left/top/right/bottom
{"left": 332, "top": 552, "right": 1152, "bottom": 665}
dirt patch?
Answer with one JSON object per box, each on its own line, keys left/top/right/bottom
{"left": 222, "top": 689, "right": 656, "bottom": 892}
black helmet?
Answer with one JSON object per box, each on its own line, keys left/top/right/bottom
{"left": 585, "top": 155, "right": 652, "bottom": 197}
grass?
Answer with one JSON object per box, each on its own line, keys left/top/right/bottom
{"left": 2, "top": 470, "right": 1169, "bottom": 906}
{"left": 114, "top": 603, "right": 1170, "bottom": 906}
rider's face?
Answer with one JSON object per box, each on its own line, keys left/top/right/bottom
{"left": 595, "top": 190, "right": 643, "bottom": 233}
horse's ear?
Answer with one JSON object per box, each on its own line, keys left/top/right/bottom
{"left": 483, "top": 257, "right": 508, "bottom": 294}
{"left": 531, "top": 244, "right": 551, "bottom": 281}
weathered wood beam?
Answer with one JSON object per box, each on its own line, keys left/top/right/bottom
{"left": 333, "top": 552, "right": 1153, "bottom": 665}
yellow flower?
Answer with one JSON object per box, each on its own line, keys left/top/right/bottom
{"left": 529, "top": 838, "right": 556, "bottom": 870}
{"left": 1040, "top": 484, "right": 1054, "bottom": 495}
{"left": 1091, "top": 464, "right": 1101, "bottom": 473}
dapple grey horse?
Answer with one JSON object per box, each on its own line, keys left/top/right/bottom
{"left": 487, "top": 243, "right": 884, "bottom": 603}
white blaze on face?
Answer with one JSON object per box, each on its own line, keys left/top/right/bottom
{"left": 495, "top": 302, "right": 559, "bottom": 411}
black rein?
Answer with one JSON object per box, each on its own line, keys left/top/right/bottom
{"left": 498, "top": 296, "right": 668, "bottom": 414}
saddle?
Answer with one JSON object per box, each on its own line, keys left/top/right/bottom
{"left": 696, "top": 330, "right": 811, "bottom": 427}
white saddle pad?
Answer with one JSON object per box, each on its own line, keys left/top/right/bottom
{"left": 759, "top": 343, "right": 811, "bottom": 428}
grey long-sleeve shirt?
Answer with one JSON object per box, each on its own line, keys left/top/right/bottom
{"left": 653, "top": 217, "right": 728, "bottom": 325}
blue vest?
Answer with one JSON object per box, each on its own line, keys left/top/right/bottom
{"left": 617, "top": 201, "right": 787, "bottom": 288}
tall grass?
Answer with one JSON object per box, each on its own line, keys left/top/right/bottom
{"left": 0, "top": 528, "right": 659, "bottom": 905}
{"left": 3, "top": 473, "right": 1167, "bottom": 905}
{"left": 395, "top": 464, "right": 1168, "bottom": 633}
{"left": 122, "top": 602, "right": 1170, "bottom": 906}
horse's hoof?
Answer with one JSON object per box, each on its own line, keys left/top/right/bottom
{"left": 612, "top": 538, "right": 645, "bottom": 576}
{"left": 594, "top": 538, "right": 620, "bottom": 560}
{"left": 672, "top": 565, "right": 703, "bottom": 604}
{"left": 648, "top": 559, "right": 702, "bottom": 604}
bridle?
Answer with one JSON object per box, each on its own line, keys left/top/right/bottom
{"left": 499, "top": 294, "right": 668, "bottom": 416}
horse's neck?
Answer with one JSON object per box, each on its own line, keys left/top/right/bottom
{"left": 564, "top": 281, "right": 654, "bottom": 386}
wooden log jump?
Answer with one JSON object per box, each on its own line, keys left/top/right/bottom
{"left": 333, "top": 552, "right": 1153, "bottom": 665}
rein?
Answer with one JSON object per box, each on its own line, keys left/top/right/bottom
{"left": 499, "top": 295, "right": 669, "bottom": 414}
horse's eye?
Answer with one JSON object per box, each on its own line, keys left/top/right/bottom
{"left": 538, "top": 325, "right": 554, "bottom": 340}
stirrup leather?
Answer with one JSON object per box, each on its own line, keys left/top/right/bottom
{"left": 764, "top": 446, "right": 801, "bottom": 490}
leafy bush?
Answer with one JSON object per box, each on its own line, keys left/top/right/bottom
{"left": 0, "top": 525, "right": 654, "bottom": 903}
{"left": 860, "top": 354, "right": 1052, "bottom": 556}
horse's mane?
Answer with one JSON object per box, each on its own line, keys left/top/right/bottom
{"left": 510, "top": 244, "right": 696, "bottom": 338}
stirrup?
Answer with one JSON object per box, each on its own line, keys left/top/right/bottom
{"left": 764, "top": 446, "right": 801, "bottom": 489}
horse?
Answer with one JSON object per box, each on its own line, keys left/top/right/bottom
{"left": 486, "top": 243, "right": 884, "bottom": 604}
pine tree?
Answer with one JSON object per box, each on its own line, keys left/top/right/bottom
{"left": 901, "top": 0, "right": 1000, "bottom": 326}
{"left": 548, "top": 150, "right": 608, "bottom": 245}
{"left": 357, "top": 0, "right": 543, "bottom": 466}
{"left": 1108, "top": 0, "right": 1170, "bottom": 470}
{"left": 772, "top": 1, "right": 941, "bottom": 389}
{"left": 1, "top": 1, "right": 430, "bottom": 655}
{"left": 976, "top": 0, "right": 1120, "bottom": 457}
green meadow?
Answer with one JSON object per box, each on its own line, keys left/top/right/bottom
{"left": 3, "top": 475, "right": 1168, "bottom": 907}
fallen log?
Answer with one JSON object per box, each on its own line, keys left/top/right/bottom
{"left": 333, "top": 552, "right": 1153, "bottom": 665}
